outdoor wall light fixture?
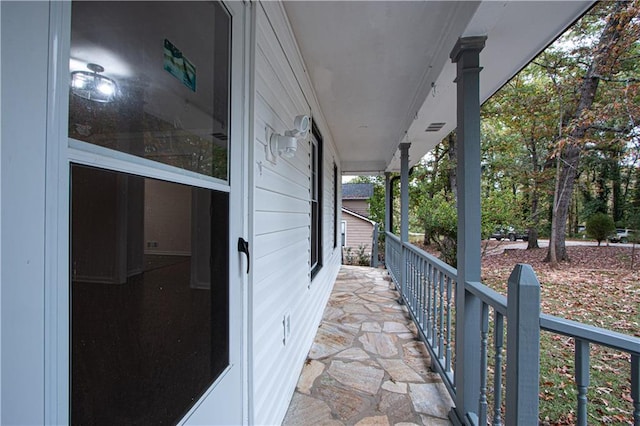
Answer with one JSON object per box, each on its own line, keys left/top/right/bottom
{"left": 70, "top": 63, "right": 118, "bottom": 103}
{"left": 269, "top": 115, "right": 310, "bottom": 160}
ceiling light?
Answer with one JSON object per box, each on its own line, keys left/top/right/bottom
{"left": 70, "top": 63, "right": 118, "bottom": 103}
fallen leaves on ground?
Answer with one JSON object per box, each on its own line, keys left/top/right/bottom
{"left": 481, "top": 245, "right": 640, "bottom": 336}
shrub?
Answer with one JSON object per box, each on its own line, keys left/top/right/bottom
{"left": 586, "top": 213, "right": 615, "bottom": 246}
{"left": 356, "top": 244, "right": 370, "bottom": 266}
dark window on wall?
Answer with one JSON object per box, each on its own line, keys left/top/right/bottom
{"left": 333, "top": 163, "right": 338, "bottom": 249}
{"left": 310, "top": 122, "right": 323, "bottom": 278}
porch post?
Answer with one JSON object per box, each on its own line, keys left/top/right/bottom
{"left": 399, "top": 143, "right": 411, "bottom": 301}
{"left": 384, "top": 172, "right": 392, "bottom": 235}
{"left": 450, "top": 36, "right": 486, "bottom": 425}
{"left": 371, "top": 223, "right": 379, "bottom": 268}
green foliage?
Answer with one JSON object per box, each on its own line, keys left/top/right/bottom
{"left": 416, "top": 193, "right": 458, "bottom": 266}
{"left": 342, "top": 244, "right": 370, "bottom": 266}
{"left": 586, "top": 212, "right": 615, "bottom": 246}
{"left": 481, "top": 190, "right": 522, "bottom": 239}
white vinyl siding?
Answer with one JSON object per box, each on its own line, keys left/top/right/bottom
{"left": 250, "top": 3, "right": 341, "bottom": 425}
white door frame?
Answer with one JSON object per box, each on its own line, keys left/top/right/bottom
{"left": 43, "top": 1, "right": 250, "bottom": 424}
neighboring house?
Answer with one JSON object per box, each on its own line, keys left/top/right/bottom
{"left": 0, "top": 2, "right": 597, "bottom": 425}
{"left": 341, "top": 207, "right": 376, "bottom": 258}
{"left": 341, "top": 183, "right": 375, "bottom": 258}
{"left": 342, "top": 182, "right": 374, "bottom": 218}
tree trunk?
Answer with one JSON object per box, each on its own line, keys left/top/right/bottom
{"left": 546, "top": 145, "right": 581, "bottom": 262}
{"left": 447, "top": 133, "right": 457, "bottom": 200}
{"left": 527, "top": 137, "right": 540, "bottom": 249}
{"left": 546, "top": 0, "right": 633, "bottom": 264}
{"left": 611, "top": 154, "right": 624, "bottom": 223}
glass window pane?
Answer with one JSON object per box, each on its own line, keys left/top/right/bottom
{"left": 70, "top": 164, "right": 229, "bottom": 424}
{"left": 69, "top": 1, "right": 230, "bottom": 180}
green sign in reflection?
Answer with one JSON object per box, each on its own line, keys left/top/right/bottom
{"left": 164, "top": 38, "right": 196, "bottom": 92}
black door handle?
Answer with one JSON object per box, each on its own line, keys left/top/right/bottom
{"left": 237, "top": 237, "right": 250, "bottom": 274}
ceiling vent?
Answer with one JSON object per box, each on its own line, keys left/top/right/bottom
{"left": 425, "top": 122, "right": 445, "bottom": 132}
{"left": 211, "top": 132, "right": 228, "bottom": 141}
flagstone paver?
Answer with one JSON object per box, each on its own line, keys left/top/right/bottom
{"left": 283, "top": 265, "right": 454, "bottom": 426}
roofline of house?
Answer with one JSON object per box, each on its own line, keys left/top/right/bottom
{"left": 341, "top": 207, "right": 376, "bottom": 225}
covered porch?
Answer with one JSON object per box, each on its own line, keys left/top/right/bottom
{"left": 282, "top": 1, "right": 639, "bottom": 424}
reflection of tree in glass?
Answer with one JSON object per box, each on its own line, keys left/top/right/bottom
{"left": 69, "top": 92, "right": 227, "bottom": 181}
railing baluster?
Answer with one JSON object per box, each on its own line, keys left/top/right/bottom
{"left": 632, "top": 354, "right": 639, "bottom": 425}
{"left": 426, "top": 263, "right": 432, "bottom": 341}
{"left": 575, "top": 339, "right": 590, "bottom": 426}
{"left": 479, "top": 303, "right": 489, "bottom": 426}
{"left": 493, "top": 312, "right": 504, "bottom": 426}
{"left": 438, "top": 270, "right": 445, "bottom": 359}
{"left": 419, "top": 257, "right": 426, "bottom": 329}
{"left": 433, "top": 269, "right": 439, "bottom": 350}
{"left": 445, "top": 275, "right": 452, "bottom": 373}
{"left": 412, "top": 252, "right": 417, "bottom": 313}
{"left": 408, "top": 251, "right": 413, "bottom": 306}
{"left": 411, "top": 252, "right": 415, "bottom": 308}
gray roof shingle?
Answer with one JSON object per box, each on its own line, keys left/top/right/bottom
{"left": 342, "top": 183, "right": 374, "bottom": 200}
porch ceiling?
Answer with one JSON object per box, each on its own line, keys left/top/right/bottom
{"left": 283, "top": 1, "right": 595, "bottom": 174}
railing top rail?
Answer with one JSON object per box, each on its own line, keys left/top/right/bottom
{"left": 400, "top": 242, "right": 458, "bottom": 278}
{"left": 385, "top": 231, "right": 401, "bottom": 243}
{"left": 465, "top": 280, "right": 508, "bottom": 316}
{"left": 540, "top": 313, "right": 640, "bottom": 355}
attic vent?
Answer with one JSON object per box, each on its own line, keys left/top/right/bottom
{"left": 211, "top": 132, "right": 228, "bottom": 141}
{"left": 425, "top": 122, "right": 445, "bottom": 132}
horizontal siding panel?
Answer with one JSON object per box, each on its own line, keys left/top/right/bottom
{"left": 255, "top": 53, "right": 298, "bottom": 131}
{"left": 254, "top": 211, "right": 308, "bottom": 235}
{"left": 253, "top": 227, "right": 308, "bottom": 260}
{"left": 253, "top": 240, "right": 309, "bottom": 292}
{"left": 256, "top": 15, "right": 308, "bottom": 114}
{"left": 254, "top": 162, "right": 309, "bottom": 201}
{"left": 255, "top": 188, "right": 309, "bottom": 214}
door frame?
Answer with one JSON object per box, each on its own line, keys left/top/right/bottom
{"left": 43, "top": 1, "right": 250, "bottom": 424}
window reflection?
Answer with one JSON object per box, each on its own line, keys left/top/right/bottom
{"left": 71, "top": 164, "right": 229, "bottom": 424}
{"left": 69, "top": 1, "right": 230, "bottom": 180}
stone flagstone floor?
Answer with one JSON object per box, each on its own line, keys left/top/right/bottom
{"left": 283, "top": 265, "right": 454, "bottom": 426}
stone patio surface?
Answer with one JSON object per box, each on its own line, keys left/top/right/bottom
{"left": 283, "top": 265, "right": 454, "bottom": 426}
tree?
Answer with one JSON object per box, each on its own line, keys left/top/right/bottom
{"left": 585, "top": 212, "right": 615, "bottom": 246}
{"left": 482, "top": 67, "right": 559, "bottom": 249}
{"left": 546, "top": 1, "right": 640, "bottom": 265}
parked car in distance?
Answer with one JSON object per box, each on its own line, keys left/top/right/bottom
{"left": 490, "top": 227, "right": 529, "bottom": 242}
{"left": 608, "top": 228, "right": 636, "bottom": 243}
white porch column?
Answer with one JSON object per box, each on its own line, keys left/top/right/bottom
{"left": 399, "top": 143, "right": 410, "bottom": 300}
{"left": 450, "top": 36, "right": 486, "bottom": 425}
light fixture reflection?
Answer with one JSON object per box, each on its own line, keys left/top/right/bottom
{"left": 70, "top": 63, "right": 118, "bottom": 103}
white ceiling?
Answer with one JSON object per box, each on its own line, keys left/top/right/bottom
{"left": 283, "top": 1, "right": 595, "bottom": 174}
